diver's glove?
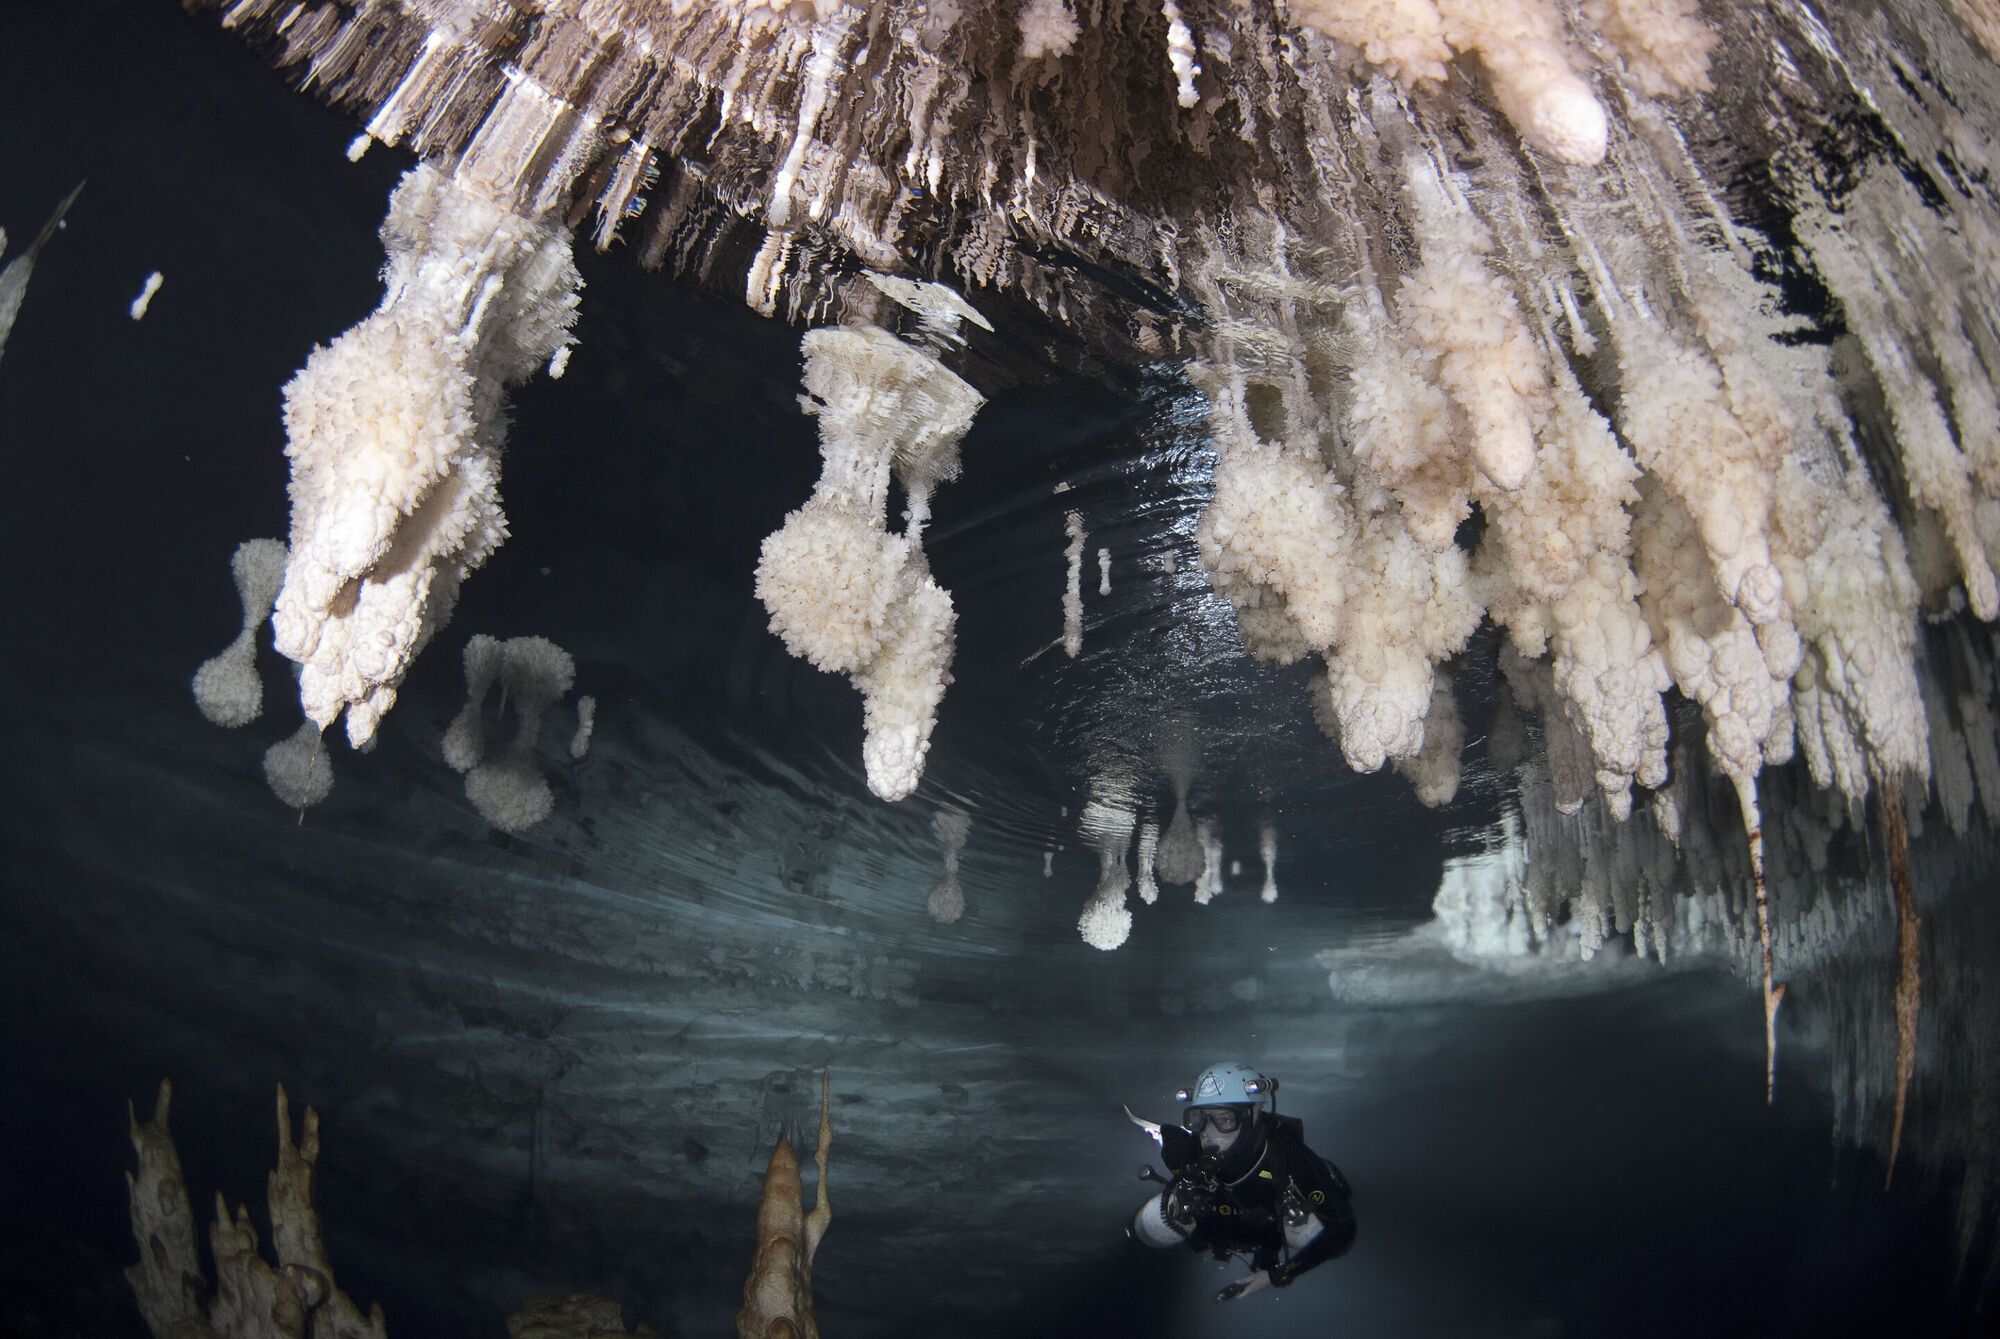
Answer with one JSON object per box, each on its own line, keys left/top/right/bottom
{"left": 1215, "top": 1271, "right": 1273, "bottom": 1302}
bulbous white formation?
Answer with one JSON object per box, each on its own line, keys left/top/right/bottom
{"left": 1198, "top": 429, "right": 1351, "bottom": 664}
{"left": 1394, "top": 673, "right": 1465, "bottom": 808}
{"left": 443, "top": 634, "right": 579, "bottom": 833}
{"left": 1395, "top": 158, "right": 1548, "bottom": 496}
{"left": 193, "top": 538, "right": 288, "bottom": 728}
{"left": 263, "top": 720, "right": 335, "bottom": 812}
{"left": 271, "top": 164, "right": 580, "bottom": 748}
{"left": 1287, "top": 0, "right": 1664, "bottom": 164}
{"left": 1581, "top": 0, "right": 1717, "bottom": 97}
{"left": 1635, "top": 485, "right": 1793, "bottom": 788}
{"left": 755, "top": 310, "right": 984, "bottom": 802}
{"left": 1325, "top": 503, "right": 1483, "bottom": 773}
{"left": 1774, "top": 462, "right": 1928, "bottom": 802}
{"left": 1077, "top": 791, "right": 1137, "bottom": 949}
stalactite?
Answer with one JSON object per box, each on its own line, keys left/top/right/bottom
{"left": 1062, "top": 511, "right": 1086, "bottom": 658}
{"left": 271, "top": 165, "right": 580, "bottom": 750}
{"left": 1732, "top": 774, "right": 1786, "bottom": 1105}
{"left": 755, "top": 288, "right": 984, "bottom": 800}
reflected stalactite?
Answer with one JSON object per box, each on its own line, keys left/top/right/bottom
{"left": 1883, "top": 777, "right": 1923, "bottom": 1188}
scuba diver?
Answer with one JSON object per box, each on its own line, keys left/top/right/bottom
{"left": 1126, "top": 1061, "right": 1356, "bottom": 1302}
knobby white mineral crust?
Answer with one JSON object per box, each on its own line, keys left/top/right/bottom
{"left": 271, "top": 164, "right": 580, "bottom": 749}
{"left": 1077, "top": 790, "right": 1138, "bottom": 949}
{"left": 1062, "top": 511, "right": 1086, "bottom": 658}
{"left": 755, "top": 290, "right": 984, "bottom": 801}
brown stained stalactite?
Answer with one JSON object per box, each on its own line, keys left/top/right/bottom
{"left": 1882, "top": 778, "right": 1922, "bottom": 1189}
{"left": 738, "top": 1072, "right": 833, "bottom": 1339}
{"left": 124, "top": 1079, "right": 208, "bottom": 1339}
{"left": 122, "top": 1083, "right": 388, "bottom": 1339}
{"left": 1732, "top": 775, "right": 1786, "bottom": 1105}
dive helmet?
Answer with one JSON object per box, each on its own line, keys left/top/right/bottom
{"left": 1176, "top": 1060, "right": 1277, "bottom": 1116}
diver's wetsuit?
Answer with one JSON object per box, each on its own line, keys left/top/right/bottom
{"left": 1157, "top": 1114, "right": 1356, "bottom": 1286}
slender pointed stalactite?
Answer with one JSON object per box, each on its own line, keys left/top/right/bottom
{"left": 1732, "top": 775, "right": 1785, "bottom": 1104}
{"left": 1883, "top": 780, "right": 1922, "bottom": 1189}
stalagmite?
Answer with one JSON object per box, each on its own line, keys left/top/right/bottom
{"left": 756, "top": 297, "right": 983, "bottom": 801}
{"left": 126, "top": 1078, "right": 845, "bottom": 1338}
{"left": 738, "top": 1073, "right": 833, "bottom": 1339}
{"left": 124, "top": 1081, "right": 388, "bottom": 1339}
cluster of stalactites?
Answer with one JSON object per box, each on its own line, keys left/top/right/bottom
{"left": 1194, "top": 104, "right": 1955, "bottom": 834}
{"left": 1072, "top": 749, "right": 1295, "bottom": 946}
{"left": 754, "top": 283, "right": 985, "bottom": 800}
{"left": 191, "top": 0, "right": 1728, "bottom": 338}
{"left": 1447, "top": 630, "right": 1996, "bottom": 992}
